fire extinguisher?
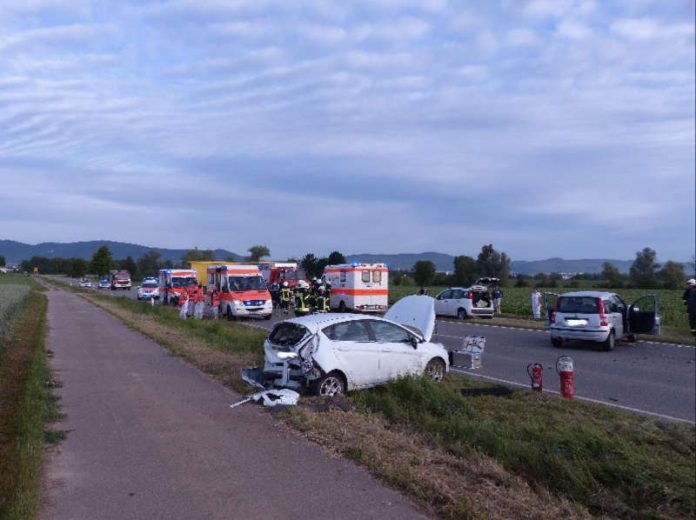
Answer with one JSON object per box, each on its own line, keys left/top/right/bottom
{"left": 526, "top": 363, "right": 543, "bottom": 392}
{"left": 556, "top": 355, "right": 574, "bottom": 399}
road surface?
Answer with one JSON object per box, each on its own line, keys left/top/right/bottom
{"left": 42, "top": 285, "right": 430, "bottom": 519}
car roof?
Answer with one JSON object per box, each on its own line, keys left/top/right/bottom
{"left": 559, "top": 291, "right": 616, "bottom": 298}
{"left": 278, "top": 313, "right": 394, "bottom": 333}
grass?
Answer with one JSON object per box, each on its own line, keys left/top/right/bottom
{"left": 51, "top": 276, "right": 696, "bottom": 519}
{"left": 0, "top": 286, "right": 62, "bottom": 520}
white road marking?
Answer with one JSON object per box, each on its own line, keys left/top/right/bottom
{"left": 450, "top": 368, "right": 695, "bottom": 424}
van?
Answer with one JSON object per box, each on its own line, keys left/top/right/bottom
{"left": 207, "top": 264, "right": 272, "bottom": 320}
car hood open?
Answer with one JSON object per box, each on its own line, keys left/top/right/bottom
{"left": 384, "top": 295, "right": 436, "bottom": 342}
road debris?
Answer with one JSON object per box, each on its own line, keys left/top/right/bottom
{"left": 229, "top": 389, "right": 300, "bottom": 409}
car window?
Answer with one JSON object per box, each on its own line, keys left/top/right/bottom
{"left": 603, "top": 299, "right": 616, "bottom": 313}
{"left": 612, "top": 295, "right": 625, "bottom": 309}
{"left": 558, "top": 297, "right": 599, "bottom": 314}
{"left": 361, "top": 270, "right": 370, "bottom": 283}
{"left": 367, "top": 321, "right": 411, "bottom": 343}
{"left": 323, "top": 321, "right": 371, "bottom": 342}
{"left": 439, "top": 290, "right": 452, "bottom": 299}
{"left": 452, "top": 289, "right": 465, "bottom": 299}
{"left": 372, "top": 270, "right": 382, "bottom": 283}
{"left": 340, "top": 270, "right": 346, "bottom": 282}
{"left": 269, "top": 323, "right": 309, "bottom": 347}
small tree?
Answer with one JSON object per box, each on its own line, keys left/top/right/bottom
{"left": 412, "top": 260, "right": 436, "bottom": 287}
{"left": 601, "top": 262, "right": 624, "bottom": 288}
{"left": 67, "top": 258, "right": 89, "bottom": 278}
{"left": 327, "top": 251, "right": 346, "bottom": 265}
{"left": 91, "top": 245, "right": 114, "bottom": 277}
{"left": 182, "top": 247, "right": 214, "bottom": 264}
{"left": 0, "top": 255, "right": 5, "bottom": 267}
{"left": 117, "top": 256, "right": 138, "bottom": 279}
{"left": 453, "top": 255, "right": 476, "bottom": 286}
{"left": 629, "top": 247, "right": 659, "bottom": 288}
{"left": 658, "top": 261, "right": 685, "bottom": 290}
{"left": 137, "top": 250, "right": 163, "bottom": 278}
{"left": 247, "top": 245, "right": 270, "bottom": 262}
{"left": 300, "top": 253, "right": 320, "bottom": 279}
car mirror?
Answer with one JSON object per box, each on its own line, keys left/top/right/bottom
{"left": 409, "top": 336, "right": 418, "bottom": 349}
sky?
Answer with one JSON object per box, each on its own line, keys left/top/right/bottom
{"left": 0, "top": 0, "right": 694, "bottom": 262}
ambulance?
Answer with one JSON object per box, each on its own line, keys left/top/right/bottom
{"left": 323, "top": 263, "right": 389, "bottom": 313}
{"left": 207, "top": 264, "right": 273, "bottom": 320}
{"left": 158, "top": 269, "right": 198, "bottom": 305}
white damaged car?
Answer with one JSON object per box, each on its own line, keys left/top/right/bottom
{"left": 257, "top": 295, "right": 449, "bottom": 396}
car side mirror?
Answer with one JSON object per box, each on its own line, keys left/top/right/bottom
{"left": 409, "top": 336, "right": 418, "bottom": 349}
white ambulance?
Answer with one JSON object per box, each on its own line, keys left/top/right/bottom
{"left": 323, "top": 263, "right": 389, "bottom": 313}
{"left": 206, "top": 264, "right": 273, "bottom": 320}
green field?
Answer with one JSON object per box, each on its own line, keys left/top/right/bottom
{"left": 389, "top": 285, "right": 689, "bottom": 329}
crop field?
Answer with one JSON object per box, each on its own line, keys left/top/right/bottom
{"left": 389, "top": 285, "right": 689, "bottom": 329}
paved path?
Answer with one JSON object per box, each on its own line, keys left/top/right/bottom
{"left": 41, "top": 287, "right": 429, "bottom": 520}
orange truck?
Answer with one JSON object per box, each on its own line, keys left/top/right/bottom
{"left": 207, "top": 264, "right": 272, "bottom": 320}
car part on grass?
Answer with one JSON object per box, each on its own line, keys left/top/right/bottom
{"left": 460, "top": 387, "right": 513, "bottom": 397}
{"left": 449, "top": 336, "right": 485, "bottom": 370}
{"left": 556, "top": 355, "right": 574, "bottom": 399}
{"left": 229, "top": 389, "right": 300, "bottom": 409}
{"left": 527, "top": 362, "right": 543, "bottom": 392}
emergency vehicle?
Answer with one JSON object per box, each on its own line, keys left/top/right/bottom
{"left": 207, "top": 264, "right": 272, "bottom": 320}
{"left": 323, "top": 263, "right": 389, "bottom": 313}
{"left": 158, "top": 269, "right": 198, "bottom": 305}
{"left": 109, "top": 270, "right": 132, "bottom": 290}
{"left": 259, "top": 262, "right": 309, "bottom": 289}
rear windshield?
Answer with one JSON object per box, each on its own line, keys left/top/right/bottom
{"left": 558, "top": 297, "right": 599, "bottom": 314}
{"left": 269, "top": 323, "right": 309, "bottom": 347}
{"left": 142, "top": 282, "right": 158, "bottom": 288}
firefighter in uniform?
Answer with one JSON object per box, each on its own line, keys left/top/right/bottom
{"left": 294, "top": 280, "right": 310, "bottom": 317}
{"left": 279, "top": 281, "right": 292, "bottom": 315}
{"left": 211, "top": 289, "right": 221, "bottom": 320}
{"left": 315, "top": 285, "right": 330, "bottom": 313}
{"left": 193, "top": 283, "right": 205, "bottom": 319}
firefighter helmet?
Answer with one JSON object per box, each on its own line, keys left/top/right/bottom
{"left": 282, "top": 281, "right": 289, "bottom": 287}
{"left": 688, "top": 279, "right": 696, "bottom": 286}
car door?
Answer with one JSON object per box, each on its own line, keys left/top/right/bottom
{"left": 628, "top": 294, "right": 661, "bottom": 336}
{"left": 434, "top": 290, "right": 452, "bottom": 316}
{"left": 543, "top": 292, "right": 559, "bottom": 327}
{"left": 603, "top": 298, "right": 623, "bottom": 338}
{"left": 366, "top": 320, "right": 422, "bottom": 382}
{"left": 323, "top": 320, "right": 380, "bottom": 388}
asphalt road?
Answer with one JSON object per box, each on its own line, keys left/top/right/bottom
{"left": 42, "top": 285, "right": 430, "bottom": 520}
{"left": 77, "top": 282, "right": 696, "bottom": 422}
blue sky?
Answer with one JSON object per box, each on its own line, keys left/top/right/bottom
{"left": 0, "top": 0, "right": 694, "bottom": 262}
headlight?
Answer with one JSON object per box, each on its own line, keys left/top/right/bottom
{"left": 277, "top": 352, "right": 298, "bottom": 360}
{"left": 232, "top": 300, "right": 243, "bottom": 307}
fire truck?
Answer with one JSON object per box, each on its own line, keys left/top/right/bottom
{"left": 322, "top": 263, "right": 389, "bottom": 313}
{"left": 207, "top": 264, "right": 272, "bottom": 320}
{"left": 109, "top": 270, "right": 132, "bottom": 290}
{"left": 259, "top": 262, "right": 309, "bottom": 289}
{"left": 158, "top": 269, "right": 198, "bottom": 305}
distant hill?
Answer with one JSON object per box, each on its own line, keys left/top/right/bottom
{"left": 0, "top": 240, "right": 659, "bottom": 275}
{"left": 0, "top": 240, "right": 242, "bottom": 265}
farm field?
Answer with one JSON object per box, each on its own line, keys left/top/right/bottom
{"left": 389, "top": 285, "right": 689, "bottom": 330}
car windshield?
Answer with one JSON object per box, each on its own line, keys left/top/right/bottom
{"left": 142, "top": 282, "right": 158, "bottom": 288}
{"left": 228, "top": 275, "right": 265, "bottom": 292}
{"left": 558, "top": 296, "right": 600, "bottom": 314}
{"left": 172, "top": 277, "right": 197, "bottom": 288}
{"left": 269, "top": 323, "right": 309, "bottom": 347}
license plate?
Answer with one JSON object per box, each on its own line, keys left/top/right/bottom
{"left": 565, "top": 318, "right": 587, "bottom": 327}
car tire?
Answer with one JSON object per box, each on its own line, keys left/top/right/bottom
{"left": 424, "top": 358, "right": 446, "bottom": 383}
{"left": 551, "top": 337, "right": 563, "bottom": 348}
{"left": 457, "top": 308, "right": 468, "bottom": 320}
{"left": 338, "top": 301, "right": 346, "bottom": 313}
{"left": 603, "top": 331, "right": 615, "bottom": 351}
{"left": 313, "top": 371, "right": 346, "bottom": 397}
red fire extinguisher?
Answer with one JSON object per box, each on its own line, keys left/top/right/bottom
{"left": 556, "top": 355, "right": 574, "bottom": 399}
{"left": 526, "top": 363, "right": 543, "bottom": 392}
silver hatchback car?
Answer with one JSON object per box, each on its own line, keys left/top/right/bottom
{"left": 545, "top": 291, "right": 660, "bottom": 350}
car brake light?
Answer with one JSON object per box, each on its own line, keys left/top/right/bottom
{"left": 550, "top": 299, "right": 560, "bottom": 324}
{"left": 466, "top": 291, "right": 473, "bottom": 299}
{"left": 598, "top": 299, "right": 609, "bottom": 326}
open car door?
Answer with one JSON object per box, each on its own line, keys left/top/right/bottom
{"left": 543, "top": 292, "right": 559, "bottom": 327}
{"left": 629, "top": 294, "right": 660, "bottom": 336}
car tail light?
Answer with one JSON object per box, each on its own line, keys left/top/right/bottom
{"left": 598, "top": 299, "right": 609, "bottom": 326}
{"left": 550, "top": 299, "right": 560, "bottom": 324}
{"left": 466, "top": 291, "right": 473, "bottom": 299}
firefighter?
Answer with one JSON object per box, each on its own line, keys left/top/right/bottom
{"left": 211, "top": 288, "right": 221, "bottom": 320}
{"left": 193, "top": 283, "right": 205, "bottom": 319}
{"left": 279, "top": 281, "right": 292, "bottom": 315}
{"left": 315, "top": 285, "right": 330, "bottom": 313}
{"left": 270, "top": 281, "right": 280, "bottom": 309}
{"left": 178, "top": 290, "right": 189, "bottom": 319}
{"left": 294, "top": 280, "right": 310, "bottom": 317}
{"left": 684, "top": 279, "right": 696, "bottom": 336}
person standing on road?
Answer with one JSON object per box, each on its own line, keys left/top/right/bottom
{"left": 531, "top": 288, "right": 542, "bottom": 320}
{"left": 279, "top": 282, "right": 292, "bottom": 315}
{"left": 211, "top": 289, "right": 220, "bottom": 320}
{"left": 684, "top": 279, "right": 696, "bottom": 336}
{"left": 493, "top": 286, "right": 503, "bottom": 315}
{"left": 193, "top": 284, "right": 205, "bottom": 319}
{"left": 178, "top": 291, "right": 189, "bottom": 319}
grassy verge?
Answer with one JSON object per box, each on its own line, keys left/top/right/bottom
{"left": 0, "top": 286, "right": 62, "bottom": 519}
{"left": 60, "top": 282, "right": 695, "bottom": 519}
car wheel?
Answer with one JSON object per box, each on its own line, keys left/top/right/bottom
{"left": 226, "top": 307, "right": 235, "bottom": 321}
{"left": 603, "top": 331, "right": 615, "bottom": 351}
{"left": 457, "top": 308, "right": 468, "bottom": 320}
{"left": 338, "top": 301, "right": 346, "bottom": 313}
{"left": 313, "top": 372, "right": 346, "bottom": 397}
{"left": 551, "top": 337, "right": 563, "bottom": 348}
{"left": 424, "top": 358, "right": 446, "bottom": 383}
